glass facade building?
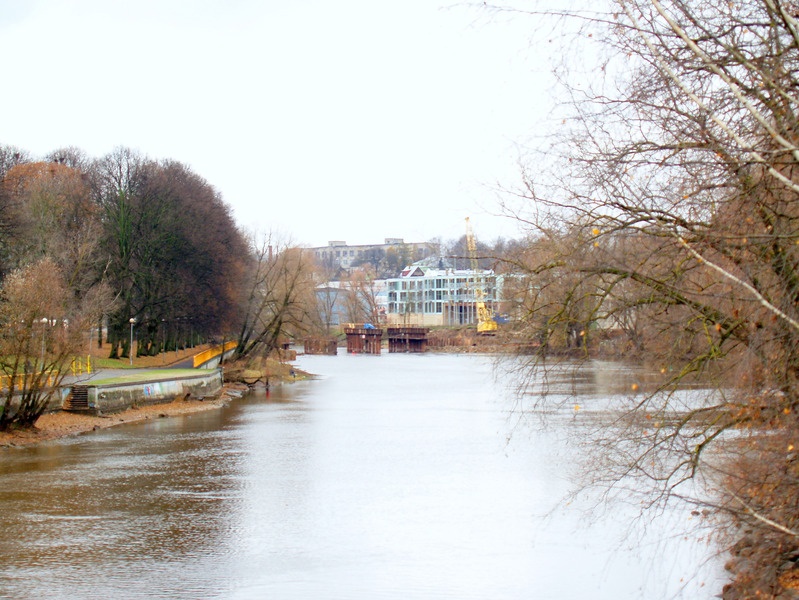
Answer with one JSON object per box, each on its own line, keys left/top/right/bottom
{"left": 384, "top": 266, "right": 502, "bottom": 327}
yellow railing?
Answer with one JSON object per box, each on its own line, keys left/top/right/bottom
{"left": 0, "top": 371, "right": 56, "bottom": 390}
{"left": 0, "top": 354, "right": 93, "bottom": 390}
{"left": 0, "top": 342, "right": 235, "bottom": 390}
{"left": 193, "top": 341, "right": 237, "bottom": 368}
{"left": 71, "top": 355, "right": 92, "bottom": 376}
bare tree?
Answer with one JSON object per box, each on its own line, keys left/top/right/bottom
{"left": 46, "top": 146, "right": 91, "bottom": 171}
{"left": 0, "top": 145, "right": 31, "bottom": 278}
{"left": 234, "top": 233, "right": 317, "bottom": 361}
{"left": 0, "top": 144, "right": 30, "bottom": 180}
{"left": 0, "top": 259, "right": 102, "bottom": 429}
{"left": 491, "top": 1, "right": 799, "bottom": 595}
{"left": 311, "top": 284, "right": 343, "bottom": 335}
{"left": 92, "top": 150, "right": 248, "bottom": 358}
{"left": 342, "top": 266, "right": 383, "bottom": 325}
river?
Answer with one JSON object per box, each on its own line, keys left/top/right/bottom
{"left": 0, "top": 352, "right": 725, "bottom": 599}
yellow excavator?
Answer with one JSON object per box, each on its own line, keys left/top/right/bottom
{"left": 465, "top": 217, "right": 498, "bottom": 334}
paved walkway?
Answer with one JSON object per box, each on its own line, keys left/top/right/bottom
{"left": 58, "top": 345, "right": 226, "bottom": 387}
{"left": 61, "top": 363, "right": 211, "bottom": 387}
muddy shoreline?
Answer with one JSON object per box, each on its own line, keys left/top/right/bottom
{"left": 0, "top": 383, "right": 250, "bottom": 448}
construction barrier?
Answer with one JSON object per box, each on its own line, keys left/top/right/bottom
{"left": 192, "top": 341, "right": 237, "bottom": 368}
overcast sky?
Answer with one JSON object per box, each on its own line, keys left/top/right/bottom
{"left": 0, "top": 0, "right": 553, "bottom": 247}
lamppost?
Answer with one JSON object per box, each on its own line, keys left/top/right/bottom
{"left": 40, "top": 317, "right": 49, "bottom": 371}
{"left": 161, "top": 319, "right": 166, "bottom": 365}
{"left": 129, "top": 317, "right": 136, "bottom": 366}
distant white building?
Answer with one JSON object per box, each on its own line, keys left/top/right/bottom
{"left": 385, "top": 264, "right": 503, "bottom": 327}
{"left": 310, "top": 239, "right": 437, "bottom": 272}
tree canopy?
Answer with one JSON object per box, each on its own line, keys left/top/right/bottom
{"left": 91, "top": 151, "right": 249, "bottom": 358}
{"left": 0, "top": 144, "right": 254, "bottom": 427}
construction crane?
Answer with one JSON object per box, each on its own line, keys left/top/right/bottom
{"left": 465, "top": 217, "right": 498, "bottom": 334}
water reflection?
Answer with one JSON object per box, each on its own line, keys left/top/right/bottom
{"left": 0, "top": 408, "right": 246, "bottom": 599}
{"left": 0, "top": 353, "right": 725, "bottom": 599}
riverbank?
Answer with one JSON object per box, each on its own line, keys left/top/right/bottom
{"left": 0, "top": 354, "right": 310, "bottom": 448}
{"left": 0, "top": 383, "right": 250, "bottom": 448}
{"left": 0, "top": 340, "right": 310, "bottom": 448}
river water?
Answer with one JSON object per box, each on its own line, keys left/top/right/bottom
{"left": 0, "top": 352, "right": 725, "bottom": 599}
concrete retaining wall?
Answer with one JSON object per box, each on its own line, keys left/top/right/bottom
{"left": 0, "top": 389, "right": 68, "bottom": 415}
{"left": 85, "top": 369, "right": 223, "bottom": 415}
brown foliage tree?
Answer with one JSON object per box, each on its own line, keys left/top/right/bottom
{"left": 2, "top": 161, "right": 101, "bottom": 291}
{"left": 0, "top": 259, "right": 96, "bottom": 429}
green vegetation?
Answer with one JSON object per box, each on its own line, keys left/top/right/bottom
{"left": 85, "top": 369, "right": 212, "bottom": 386}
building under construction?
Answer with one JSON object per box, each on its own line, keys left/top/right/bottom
{"left": 384, "top": 265, "right": 503, "bottom": 328}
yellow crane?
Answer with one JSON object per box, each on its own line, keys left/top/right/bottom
{"left": 465, "top": 217, "right": 498, "bottom": 334}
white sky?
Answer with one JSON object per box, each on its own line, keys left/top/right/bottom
{"left": 0, "top": 0, "right": 553, "bottom": 247}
